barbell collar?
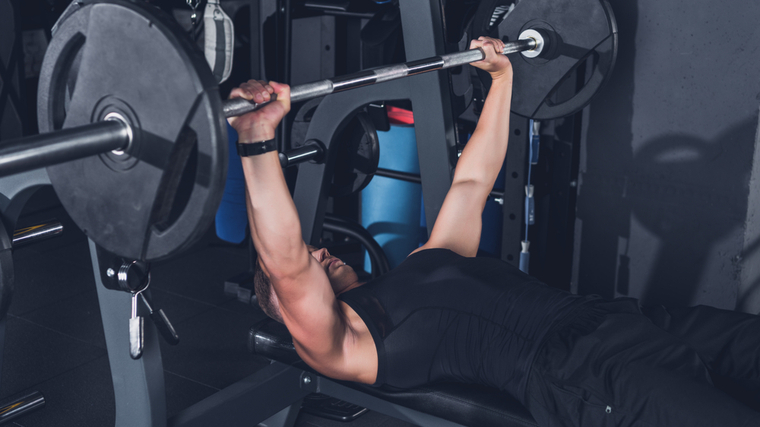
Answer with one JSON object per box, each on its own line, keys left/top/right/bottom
{"left": 221, "top": 36, "right": 541, "bottom": 118}
{"left": 0, "top": 120, "right": 130, "bottom": 178}
{"left": 518, "top": 29, "right": 546, "bottom": 58}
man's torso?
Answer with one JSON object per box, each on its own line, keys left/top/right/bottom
{"left": 335, "top": 248, "right": 595, "bottom": 402}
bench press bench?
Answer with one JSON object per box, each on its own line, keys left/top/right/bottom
{"left": 245, "top": 318, "right": 538, "bottom": 427}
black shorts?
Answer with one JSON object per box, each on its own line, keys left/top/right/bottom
{"left": 524, "top": 298, "right": 760, "bottom": 427}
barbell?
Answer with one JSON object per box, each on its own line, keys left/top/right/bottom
{"left": 0, "top": 0, "right": 616, "bottom": 262}
{"left": 0, "top": 34, "right": 538, "bottom": 175}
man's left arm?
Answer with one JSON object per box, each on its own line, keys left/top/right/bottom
{"left": 415, "top": 37, "right": 513, "bottom": 257}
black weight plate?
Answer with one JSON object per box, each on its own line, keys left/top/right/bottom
{"left": 472, "top": 0, "right": 617, "bottom": 120}
{"left": 331, "top": 113, "right": 380, "bottom": 198}
{"left": 37, "top": 0, "right": 227, "bottom": 261}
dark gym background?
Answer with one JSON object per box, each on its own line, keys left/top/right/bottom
{"left": 1, "top": 0, "right": 759, "bottom": 426}
{"left": 574, "top": 0, "right": 760, "bottom": 313}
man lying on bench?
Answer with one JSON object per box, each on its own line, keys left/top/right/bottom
{"left": 231, "top": 36, "right": 760, "bottom": 427}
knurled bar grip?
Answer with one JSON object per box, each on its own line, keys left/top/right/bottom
{"left": 222, "top": 38, "right": 537, "bottom": 118}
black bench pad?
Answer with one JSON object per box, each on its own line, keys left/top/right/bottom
{"left": 248, "top": 319, "right": 538, "bottom": 427}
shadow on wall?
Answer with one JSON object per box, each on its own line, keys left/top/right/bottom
{"left": 632, "top": 121, "right": 755, "bottom": 307}
{"left": 579, "top": 120, "right": 757, "bottom": 307}
{"left": 575, "top": 0, "right": 758, "bottom": 307}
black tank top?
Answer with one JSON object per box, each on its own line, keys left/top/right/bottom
{"left": 337, "top": 248, "right": 595, "bottom": 403}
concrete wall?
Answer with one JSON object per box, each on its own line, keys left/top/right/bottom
{"left": 572, "top": 0, "right": 760, "bottom": 312}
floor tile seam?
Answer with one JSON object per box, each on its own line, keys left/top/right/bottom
{"left": 214, "top": 301, "right": 261, "bottom": 315}
{"left": 379, "top": 418, "right": 408, "bottom": 427}
{"left": 10, "top": 246, "right": 47, "bottom": 257}
{"left": 150, "top": 288, "right": 225, "bottom": 310}
{"left": 158, "top": 302, "right": 218, "bottom": 327}
{"left": 174, "top": 300, "right": 262, "bottom": 329}
{"left": 29, "top": 239, "right": 89, "bottom": 258}
{"left": 150, "top": 289, "right": 254, "bottom": 323}
{"left": 163, "top": 369, "right": 221, "bottom": 392}
{"left": 9, "top": 287, "right": 92, "bottom": 318}
{"left": 7, "top": 314, "right": 107, "bottom": 350}
{"left": 2, "top": 353, "right": 110, "bottom": 401}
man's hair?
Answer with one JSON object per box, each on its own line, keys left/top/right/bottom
{"left": 253, "top": 258, "right": 284, "bottom": 323}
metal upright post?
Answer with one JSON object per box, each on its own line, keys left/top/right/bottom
{"left": 500, "top": 114, "right": 530, "bottom": 266}
{"left": 250, "top": 0, "right": 262, "bottom": 79}
{"left": 398, "top": 0, "right": 458, "bottom": 234}
{"left": 91, "top": 240, "right": 167, "bottom": 427}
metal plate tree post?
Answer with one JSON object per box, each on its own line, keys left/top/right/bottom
{"left": 37, "top": 0, "right": 227, "bottom": 262}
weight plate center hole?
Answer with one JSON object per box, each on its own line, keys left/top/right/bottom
{"left": 104, "top": 112, "right": 134, "bottom": 156}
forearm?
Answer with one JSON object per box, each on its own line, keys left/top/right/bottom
{"left": 454, "top": 76, "right": 513, "bottom": 189}
{"left": 242, "top": 151, "right": 309, "bottom": 279}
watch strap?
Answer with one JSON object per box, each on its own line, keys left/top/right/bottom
{"left": 237, "top": 139, "right": 277, "bottom": 157}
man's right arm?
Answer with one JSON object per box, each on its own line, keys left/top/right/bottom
{"left": 231, "top": 82, "right": 309, "bottom": 286}
{"left": 231, "top": 82, "right": 350, "bottom": 371}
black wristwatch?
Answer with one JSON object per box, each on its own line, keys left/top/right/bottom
{"left": 236, "top": 139, "right": 277, "bottom": 157}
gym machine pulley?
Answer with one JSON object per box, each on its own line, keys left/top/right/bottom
{"left": 0, "top": 0, "right": 616, "bottom": 262}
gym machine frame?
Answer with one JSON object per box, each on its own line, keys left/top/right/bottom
{"left": 0, "top": 0, "right": 616, "bottom": 424}
{"left": 86, "top": 3, "right": 536, "bottom": 425}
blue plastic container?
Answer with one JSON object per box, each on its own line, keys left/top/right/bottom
{"left": 215, "top": 123, "right": 248, "bottom": 244}
{"left": 362, "top": 125, "right": 422, "bottom": 273}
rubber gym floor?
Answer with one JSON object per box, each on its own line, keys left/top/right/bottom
{"left": 1, "top": 187, "right": 414, "bottom": 427}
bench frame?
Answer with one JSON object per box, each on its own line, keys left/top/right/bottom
{"left": 93, "top": 235, "right": 470, "bottom": 427}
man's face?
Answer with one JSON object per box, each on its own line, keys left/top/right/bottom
{"left": 308, "top": 245, "right": 359, "bottom": 294}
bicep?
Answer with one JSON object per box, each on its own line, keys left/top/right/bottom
{"left": 416, "top": 180, "right": 489, "bottom": 258}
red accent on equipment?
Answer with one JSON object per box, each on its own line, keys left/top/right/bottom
{"left": 387, "top": 106, "right": 414, "bottom": 125}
